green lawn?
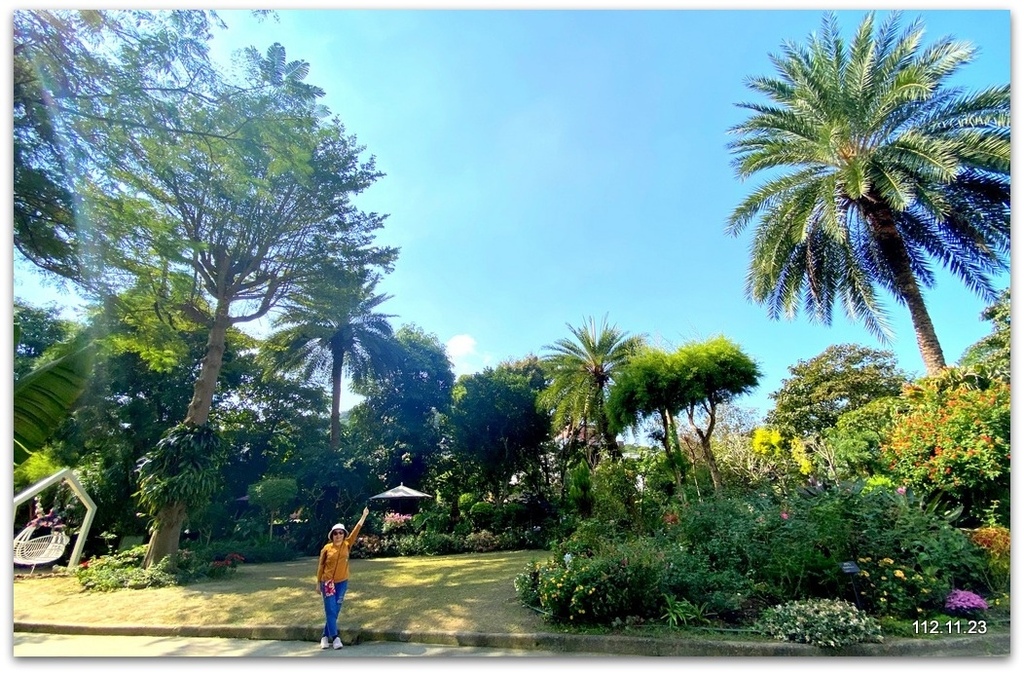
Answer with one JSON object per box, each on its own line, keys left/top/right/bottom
{"left": 14, "top": 550, "right": 551, "bottom": 634}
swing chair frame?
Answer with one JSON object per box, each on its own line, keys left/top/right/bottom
{"left": 13, "top": 468, "right": 97, "bottom": 570}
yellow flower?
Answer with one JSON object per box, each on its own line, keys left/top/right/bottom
{"left": 894, "top": 570, "right": 905, "bottom": 579}
{"left": 881, "top": 558, "right": 894, "bottom": 566}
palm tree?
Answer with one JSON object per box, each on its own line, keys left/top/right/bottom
{"left": 727, "top": 12, "right": 1010, "bottom": 376}
{"left": 540, "top": 316, "right": 645, "bottom": 466}
{"left": 263, "top": 269, "right": 399, "bottom": 449}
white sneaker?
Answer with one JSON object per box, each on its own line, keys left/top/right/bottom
{"left": 333, "top": 637, "right": 343, "bottom": 650}
{"left": 320, "top": 637, "right": 330, "bottom": 649}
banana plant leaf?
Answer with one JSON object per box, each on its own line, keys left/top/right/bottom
{"left": 13, "top": 327, "right": 95, "bottom": 466}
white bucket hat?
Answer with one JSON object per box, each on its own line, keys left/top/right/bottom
{"left": 329, "top": 523, "right": 347, "bottom": 538}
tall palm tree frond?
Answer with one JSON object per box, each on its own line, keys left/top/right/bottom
{"left": 727, "top": 10, "right": 1009, "bottom": 375}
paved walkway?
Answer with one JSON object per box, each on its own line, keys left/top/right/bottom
{"left": 13, "top": 632, "right": 594, "bottom": 657}
{"left": 12, "top": 620, "right": 1010, "bottom": 657}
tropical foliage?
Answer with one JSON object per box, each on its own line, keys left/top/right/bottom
{"left": 541, "top": 316, "right": 646, "bottom": 466}
{"left": 13, "top": 9, "right": 1009, "bottom": 642}
{"left": 13, "top": 320, "right": 95, "bottom": 466}
{"left": 727, "top": 11, "right": 1010, "bottom": 375}
{"left": 263, "top": 267, "right": 399, "bottom": 448}
{"left": 881, "top": 379, "right": 1010, "bottom": 526}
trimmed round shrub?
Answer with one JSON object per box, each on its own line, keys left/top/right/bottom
{"left": 468, "top": 501, "right": 496, "bottom": 530}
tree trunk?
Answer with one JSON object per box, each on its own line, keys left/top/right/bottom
{"left": 184, "top": 301, "right": 232, "bottom": 426}
{"left": 904, "top": 288, "right": 947, "bottom": 376}
{"left": 659, "top": 409, "right": 683, "bottom": 492}
{"left": 143, "top": 501, "right": 186, "bottom": 570}
{"left": 686, "top": 403, "right": 723, "bottom": 492}
{"left": 146, "top": 299, "right": 231, "bottom": 568}
{"left": 330, "top": 351, "right": 345, "bottom": 450}
{"left": 864, "top": 199, "right": 947, "bottom": 376}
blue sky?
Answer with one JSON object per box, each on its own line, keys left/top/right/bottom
{"left": 11, "top": 5, "right": 1014, "bottom": 420}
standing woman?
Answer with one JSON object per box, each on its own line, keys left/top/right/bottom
{"left": 316, "top": 506, "right": 369, "bottom": 649}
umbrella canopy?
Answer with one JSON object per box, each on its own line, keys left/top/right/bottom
{"left": 370, "top": 483, "right": 433, "bottom": 500}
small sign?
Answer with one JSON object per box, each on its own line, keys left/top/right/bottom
{"left": 840, "top": 561, "right": 860, "bottom": 574}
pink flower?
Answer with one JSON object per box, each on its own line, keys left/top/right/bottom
{"left": 897, "top": 486, "right": 907, "bottom": 495}
{"left": 780, "top": 512, "right": 789, "bottom": 520}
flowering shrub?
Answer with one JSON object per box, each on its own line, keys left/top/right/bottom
{"left": 382, "top": 512, "right": 413, "bottom": 534}
{"left": 853, "top": 555, "right": 949, "bottom": 618}
{"left": 534, "top": 544, "right": 662, "bottom": 624}
{"left": 351, "top": 534, "right": 398, "bottom": 558}
{"left": 968, "top": 526, "right": 1010, "bottom": 593}
{"left": 207, "top": 552, "right": 245, "bottom": 579}
{"left": 465, "top": 529, "right": 500, "bottom": 553}
{"left": 756, "top": 599, "right": 883, "bottom": 649}
{"left": 945, "top": 589, "right": 988, "bottom": 617}
{"left": 513, "top": 560, "right": 546, "bottom": 609}
{"left": 881, "top": 382, "right": 1010, "bottom": 523}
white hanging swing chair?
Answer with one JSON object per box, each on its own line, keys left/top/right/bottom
{"left": 14, "top": 520, "right": 70, "bottom": 570}
{"left": 13, "top": 468, "right": 96, "bottom": 573}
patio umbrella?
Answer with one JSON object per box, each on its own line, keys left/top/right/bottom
{"left": 369, "top": 483, "right": 434, "bottom": 514}
{"left": 370, "top": 483, "right": 433, "bottom": 500}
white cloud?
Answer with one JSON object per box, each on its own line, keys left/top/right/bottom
{"left": 446, "top": 334, "right": 492, "bottom": 377}
{"left": 446, "top": 334, "right": 477, "bottom": 359}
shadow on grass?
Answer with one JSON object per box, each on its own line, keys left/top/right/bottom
{"left": 14, "top": 549, "right": 551, "bottom": 635}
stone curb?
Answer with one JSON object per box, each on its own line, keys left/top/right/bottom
{"left": 13, "top": 621, "right": 1010, "bottom": 657}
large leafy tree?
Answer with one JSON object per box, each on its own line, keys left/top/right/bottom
{"left": 13, "top": 9, "right": 225, "bottom": 286}
{"left": 606, "top": 348, "right": 689, "bottom": 493}
{"left": 348, "top": 325, "right": 455, "bottom": 489}
{"left": 540, "top": 316, "right": 646, "bottom": 467}
{"left": 90, "top": 44, "right": 389, "bottom": 567}
{"left": 14, "top": 302, "right": 77, "bottom": 380}
{"left": 727, "top": 12, "right": 1010, "bottom": 376}
{"left": 671, "top": 337, "right": 761, "bottom": 491}
{"left": 450, "top": 363, "right": 552, "bottom": 503}
{"left": 766, "top": 344, "right": 909, "bottom": 439}
{"left": 262, "top": 266, "right": 400, "bottom": 449}
{"left": 958, "top": 288, "right": 1009, "bottom": 382}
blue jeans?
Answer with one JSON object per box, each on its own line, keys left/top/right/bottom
{"left": 321, "top": 579, "right": 349, "bottom": 639}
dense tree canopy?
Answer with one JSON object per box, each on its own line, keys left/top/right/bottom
{"left": 349, "top": 325, "right": 455, "bottom": 488}
{"left": 450, "top": 364, "right": 552, "bottom": 503}
{"left": 671, "top": 336, "right": 761, "bottom": 491}
{"left": 606, "top": 348, "right": 689, "bottom": 491}
{"left": 766, "top": 344, "right": 909, "bottom": 439}
{"left": 13, "top": 10, "right": 224, "bottom": 286}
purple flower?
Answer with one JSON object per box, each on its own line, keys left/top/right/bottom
{"left": 945, "top": 589, "right": 988, "bottom": 615}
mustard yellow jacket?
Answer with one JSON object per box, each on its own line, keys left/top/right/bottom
{"left": 316, "top": 521, "right": 364, "bottom": 584}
